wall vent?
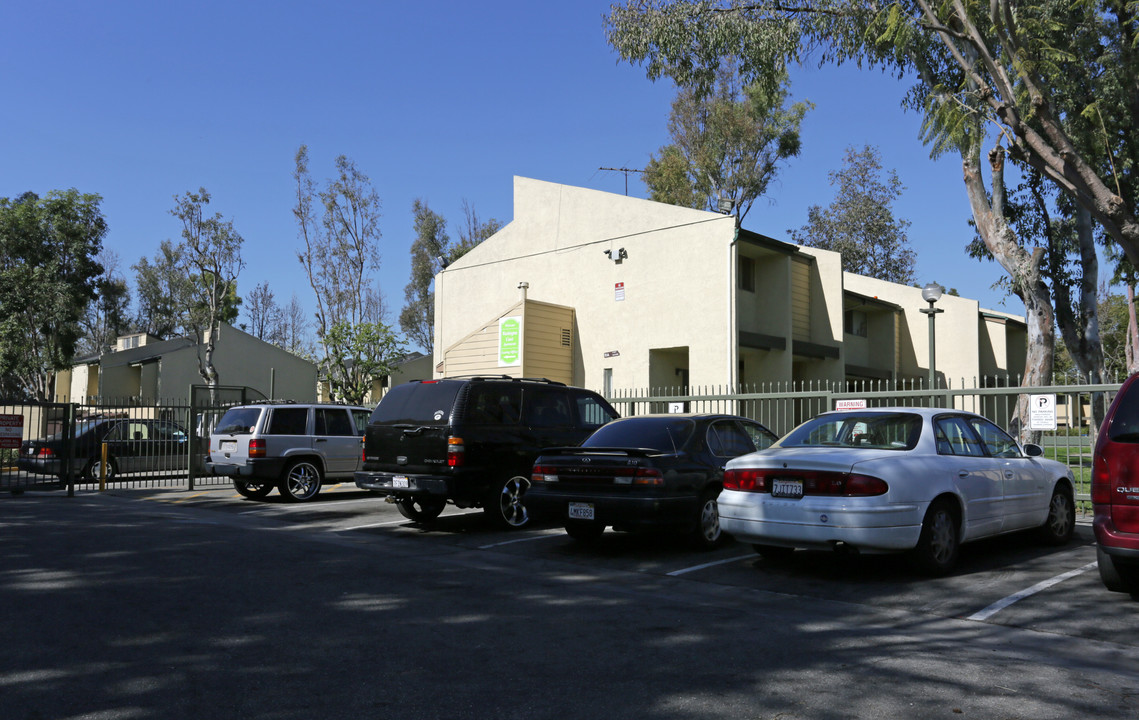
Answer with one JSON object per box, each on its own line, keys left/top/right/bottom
{"left": 561, "top": 328, "right": 572, "bottom": 347}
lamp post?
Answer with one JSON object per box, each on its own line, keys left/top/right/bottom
{"left": 919, "top": 282, "right": 945, "bottom": 392}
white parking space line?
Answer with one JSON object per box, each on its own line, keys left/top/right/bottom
{"left": 337, "top": 511, "right": 483, "bottom": 531}
{"left": 238, "top": 496, "right": 387, "bottom": 515}
{"left": 478, "top": 529, "right": 567, "bottom": 549}
{"left": 667, "top": 554, "right": 757, "bottom": 577}
{"left": 966, "top": 561, "right": 1099, "bottom": 622}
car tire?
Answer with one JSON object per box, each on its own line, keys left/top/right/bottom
{"left": 1036, "top": 484, "right": 1075, "bottom": 546}
{"left": 753, "top": 544, "right": 794, "bottom": 560}
{"left": 690, "top": 490, "right": 724, "bottom": 550}
{"left": 395, "top": 497, "right": 446, "bottom": 522}
{"left": 1097, "top": 544, "right": 1139, "bottom": 596}
{"left": 485, "top": 475, "right": 531, "bottom": 529}
{"left": 83, "top": 457, "right": 117, "bottom": 482}
{"left": 910, "top": 500, "right": 960, "bottom": 576}
{"left": 565, "top": 520, "right": 605, "bottom": 542}
{"left": 278, "top": 460, "right": 322, "bottom": 502}
{"left": 233, "top": 479, "right": 274, "bottom": 499}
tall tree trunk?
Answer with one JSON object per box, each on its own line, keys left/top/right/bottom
{"left": 1054, "top": 206, "right": 1106, "bottom": 440}
{"left": 1128, "top": 284, "right": 1139, "bottom": 375}
{"left": 962, "top": 140, "right": 1054, "bottom": 444}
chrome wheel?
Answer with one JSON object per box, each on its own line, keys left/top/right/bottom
{"left": 279, "top": 461, "right": 322, "bottom": 502}
{"left": 692, "top": 493, "right": 723, "bottom": 550}
{"left": 84, "top": 457, "right": 117, "bottom": 482}
{"left": 486, "top": 475, "right": 531, "bottom": 529}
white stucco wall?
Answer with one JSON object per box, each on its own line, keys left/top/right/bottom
{"left": 435, "top": 177, "right": 740, "bottom": 392}
{"left": 844, "top": 273, "right": 995, "bottom": 385}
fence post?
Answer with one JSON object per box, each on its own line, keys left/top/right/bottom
{"left": 64, "top": 402, "right": 76, "bottom": 498}
{"left": 187, "top": 385, "right": 196, "bottom": 491}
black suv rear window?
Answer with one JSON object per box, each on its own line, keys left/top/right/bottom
{"left": 370, "top": 381, "right": 463, "bottom": 425}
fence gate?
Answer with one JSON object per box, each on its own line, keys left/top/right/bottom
{"left": 0, "top": 400, "right": 75, "bottom": 495}
{"left": 187, "top": 385, "right": 268, "bottom": 489}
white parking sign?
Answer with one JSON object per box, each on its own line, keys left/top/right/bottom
{"left": 1028, "top": 394, "right": 1057, "bottom": 431}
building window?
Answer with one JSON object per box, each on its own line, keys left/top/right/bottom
{"left": 738, "top": 256, "right": 755, "bottom": 293}
{"left": 844, "top": 309, "right": 868, "bottom": 338}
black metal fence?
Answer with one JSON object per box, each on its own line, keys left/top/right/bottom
{"left": 1, "top": 385, "right": 268, "bottom": 496}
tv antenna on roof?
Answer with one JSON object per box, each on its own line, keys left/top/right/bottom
{"left": 599, "top": 166, "right": 644, "bottom": 196}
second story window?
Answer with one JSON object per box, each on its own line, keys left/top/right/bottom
{"left": 844, "top": 309, "right": 868, "bottom": 337}
{"left": 738, "top": 256, "right": 756, "bottom": 293}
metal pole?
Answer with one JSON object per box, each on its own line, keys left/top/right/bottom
{"left": 920, "top": 302, "right": 944, "bottom": 402}
{"left": 928, "top": 310, "right": 936, "bottom": 391}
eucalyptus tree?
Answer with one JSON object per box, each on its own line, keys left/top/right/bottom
{"left": 399, "top": 199, "right": 500, "bottom": 354}
{"left": 607, "top": 1, "right": 1139, "bottom": 262}
{"left": 169, "top": 188, "right": 245, "bottom": 388}
{"left": 132, "top": 240, "right": 188, "bottom": 339}
{"left": 452, "top": 199, "right": 501, "bottom": 262}
{"left": 645, "top": 62, "right": 810, "bottom": 223}
{"left": 400, "top": 200, "right": 449, "bottom": 353}
{"left": 607, "top": 1, "right": 1137, "bottom": 436}
{"left": 789, "top": 145, "right": 915, "bottom": 283}
{"left": 0, "top": 190, "right": 106, "bottom": 400}
{"left": 293, "top": 145, "right": 403, "bottom": 403}
{"left": 78, "top": 249, "right": 131, "bottom": 357}
{"left": 244, "top": 281, "right": 282, "bottom": 343}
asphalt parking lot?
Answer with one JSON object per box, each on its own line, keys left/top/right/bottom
{"left": 98, "top": 484, "right": 1138, "bottom": 642}
{"left": 2, "top": 483, "right": 1136, "bottom": 719}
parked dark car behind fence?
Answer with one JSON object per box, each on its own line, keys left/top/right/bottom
{"left": 19, "top": 418, "right": 189, "bottom": 481}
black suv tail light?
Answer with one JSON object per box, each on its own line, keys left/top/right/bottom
{"left": 447, "top": 437, "right": 464, "bottom": 467}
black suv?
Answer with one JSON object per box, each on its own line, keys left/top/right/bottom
{"left": 355, "top": 377, "right": 618, "bottom": 528}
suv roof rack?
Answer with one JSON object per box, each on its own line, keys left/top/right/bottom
{"left": 437, "top": 375, "right": 567, "bottom": 387}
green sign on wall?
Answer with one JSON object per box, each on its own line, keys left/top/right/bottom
{"left": 499, "top": 316, "right": 521, "bottom": 367}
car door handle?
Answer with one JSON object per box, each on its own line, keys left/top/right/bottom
{"left": 1004, "top": 471, "right": 1014, "bottom": 479}
{"left": 958, "top": 469, "right": 969, "bottom": 478}
{"left": 316, "top": 438, "right": 327, "bottom": 442}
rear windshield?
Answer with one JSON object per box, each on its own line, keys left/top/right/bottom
{"left": 779, "top": 412, "right": 922, "bottom": 450}
{"left": 370, "top": 381, "right": 463, "bottom": 425}
{"left": 582, "top": 418, "right": 695, "bottom": 452}
{"left": 214, "top": 408, "right": 262, "bottom": 435}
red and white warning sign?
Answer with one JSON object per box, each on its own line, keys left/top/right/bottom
{"left": 0, "top": 414, "right": 24, "bottom": 449}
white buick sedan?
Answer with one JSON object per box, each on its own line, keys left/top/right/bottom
{"left": 718, "top": 408, "right": 1076, "bottom": 575}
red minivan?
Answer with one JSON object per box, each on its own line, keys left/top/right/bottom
{"left": 1092, "top": 374, "right": 1139, "bottom": 596}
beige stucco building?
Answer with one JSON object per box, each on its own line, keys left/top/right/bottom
{"left": 433, "top": 177, "right": 1026, "bottom": 395}
{"left": 58, "top": 324, "right": 318, "bottom": 404}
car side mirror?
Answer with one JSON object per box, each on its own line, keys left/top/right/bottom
{"left": 1023, "top": 443, "right": 1044, "bottom": 457}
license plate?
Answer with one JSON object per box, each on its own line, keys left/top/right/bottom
{"left": 221, "top": 440, "right": 236, "bottom": 452}
{"left": 392, "top": 476, "right": 410, "bottom": 489}
{"left": 772, "top": 479, "right": 803, "bottom": 499}
{"left": 568, "top": 502, "right": 595, "bottom": 520}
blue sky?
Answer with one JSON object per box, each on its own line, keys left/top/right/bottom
{"left": 2, "top": 1, "right": 1023, "bottom": 349}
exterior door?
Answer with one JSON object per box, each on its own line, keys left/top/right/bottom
{"left": 969, "top": 416, "right": 1048, "bottom": 530}
{"left": 934, "top": 416, "right": 1004, "bottom": 539}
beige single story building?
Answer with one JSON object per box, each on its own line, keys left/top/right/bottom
{"left": 58, "top": 324, "right": 318, "bottom": 404}
{"left": 432, "top": 177, "right": 1026, "bottom": 394}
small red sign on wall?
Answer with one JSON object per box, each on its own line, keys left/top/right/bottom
{"left": 0, "top": 414, "right": 23, "bottom": 449}
{"left": 615, "top": 282, "right": 625, "bottom": 301}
